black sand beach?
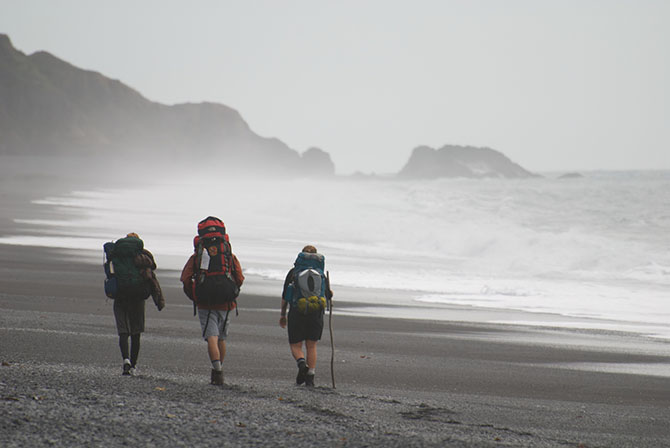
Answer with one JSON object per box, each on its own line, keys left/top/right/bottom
{"left": 2, "top": 168, "right": 670, "bottom": 447}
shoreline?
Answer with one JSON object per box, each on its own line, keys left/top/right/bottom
{"left": 2, "top": 158, "right": 669, "bottom": 341}
{"left": 3, "top": 244, "right": 670, "bottom": 446}
{"left": 2, "top": 243, "right": 670, "bottom": 393}
{"left": 4, "top": 240, "right": 670, "bottom": 344}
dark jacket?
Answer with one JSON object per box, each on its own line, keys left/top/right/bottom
{"left": 135, "top": 249, "right": 165, "bottom": 311}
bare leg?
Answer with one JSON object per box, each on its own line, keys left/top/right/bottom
{"left": 305, "top": 340, "right": 318, "bottom": 369}
{"left": 207, "top": 336, "right": 220, "bottom": 362}
{"left": 290, "top": 341, "right": 305, "bottom": 361}
{"left": 207, "top": 336, "right": 225, "bottom": 385}
{"left": 218, "top": 339, "right": 226, "bottom": 362}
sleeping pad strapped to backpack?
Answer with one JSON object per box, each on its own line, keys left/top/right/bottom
{"left": 283, "top": 252, "right": 327, "bottom": 314}
{"left": 103, "top": 236, "right": 151, "bottom": 300}
{"left": 192, "top": 216, "right": 240, "bottom": 307}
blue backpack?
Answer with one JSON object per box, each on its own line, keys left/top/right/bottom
{"left": 283, "top": 252, "right": 327, "bottom": 314}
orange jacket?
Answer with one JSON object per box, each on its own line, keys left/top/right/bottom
{"left": 180, "top": 253, "right": 244, "bottom": 311}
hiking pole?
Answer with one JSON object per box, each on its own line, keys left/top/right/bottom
{"left": 327, "top": 271, "right": 336, "bottom": 389}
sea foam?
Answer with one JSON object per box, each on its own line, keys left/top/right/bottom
{"left": 2, "top": 172, "right": 669, "bottom": 335}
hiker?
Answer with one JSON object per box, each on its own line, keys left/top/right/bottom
{"left": 104, "top": 232, "right": 164, "bottom": 376}
{"left": 180, "top": 217, "right": 244, "bottom": 385}
{"left": 280, "top": 245, "right": 333, "bottom": 387}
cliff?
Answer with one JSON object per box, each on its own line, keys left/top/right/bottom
{"left": 397, "top": 145, "right": 537, "bottom": 179}
{"left": 0, "top": 34, "right": 328, "bottom": 174}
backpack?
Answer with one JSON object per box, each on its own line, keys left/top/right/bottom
{"left": 283, "top": 252, "right": 327, "bottom": 314}
{"left": 103, "top": 242, "right": 118, "bottom": 299}
{"left": 103, "top": 236, "right": 151, "bottom": 300}
{"left": 192, "top": 217, "right": 240, "bottom": 307}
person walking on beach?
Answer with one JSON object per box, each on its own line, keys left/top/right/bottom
{"left": 180, "top": 217, "right": 244, "bottom": 385}
{"left": 105, "top": 233, "right": 165, "bottom": 376}
{"left": 280, "top": 245, "right": 333, "bottom": 387}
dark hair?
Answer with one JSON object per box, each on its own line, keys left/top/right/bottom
{"left": 302, "top": 245, "right": 317, "bottom": 253}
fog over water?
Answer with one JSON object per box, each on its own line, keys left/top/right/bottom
{"left": 2, "top": 171, "right": 669, "bottom": 337}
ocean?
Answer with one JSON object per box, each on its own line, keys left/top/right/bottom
{"left": 2, "top": 171, "right": 669, "bottom": 338}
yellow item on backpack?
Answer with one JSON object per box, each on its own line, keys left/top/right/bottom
{"left": 296, "top": 296, "right": 327, "bottom": 314}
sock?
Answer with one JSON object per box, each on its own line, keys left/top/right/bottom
{"left": 211, "top": 360, "right": 222, "bottom": 371}
{"left": 296, "top": 358, "right": 306, "bottom": 368}
{"left": 308, "top": 368, "right": 315, "bottom": 375}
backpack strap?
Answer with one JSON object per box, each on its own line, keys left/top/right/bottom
{"left": 201, "top": 309, "right": 211, "bottom": 339}
{"left": 200, "top": 308, "right": 233, "bottom": 339}
{"left": 191, "top": 243, "right": 204, "bottom": 316}
{"left": 223, "top": 241, "right": 240, "bottom": 316}
{"left": 228, "top": 248, "right": 240, "bottom": 316}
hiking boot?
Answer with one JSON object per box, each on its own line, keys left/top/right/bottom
{"left": 305, "top": 373, "right": 315, "bottom": 387}
{"left": 211, "top": 369, "right": 224, "bottom": 386}
{"left": 122, "top": 360, "right": 131, "bottom": 376}
{"left": 296, "top": 360, "right": 308, "bottom": 385}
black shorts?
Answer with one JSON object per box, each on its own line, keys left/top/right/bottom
{"left": 287, "top": 308, "right": 324, "bottom": 344}
{"left": 113, "top": 298, "right": 146, "bottom": 335}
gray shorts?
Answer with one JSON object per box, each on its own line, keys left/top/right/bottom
{"left": 198, "top": 309, "right": 231, "bottom": 341}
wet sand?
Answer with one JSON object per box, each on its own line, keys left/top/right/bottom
{"left": 2, "top": 165, "right": 670, "bottom": 446}
{"left": 2, "top": 243, "right": 670, "bottom": 447}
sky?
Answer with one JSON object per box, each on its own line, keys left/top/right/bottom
{"left": 1, "top": 0, "right": 668, "bottom": 174}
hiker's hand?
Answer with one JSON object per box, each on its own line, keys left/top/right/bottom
{"left": 279, "top": 315, "right": 287, "bottom": 328}
{"left": 157, "top": 303, "right": 165, "bottom": 311}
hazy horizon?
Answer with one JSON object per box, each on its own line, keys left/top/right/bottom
{"left": 1, "top": 1, "right": 668, "bottom": 174}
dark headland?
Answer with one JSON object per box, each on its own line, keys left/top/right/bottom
{"left": 0, "top": 33, "right": 534, "bottom": 179}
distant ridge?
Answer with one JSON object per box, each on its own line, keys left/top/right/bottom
{"left": 0, "top": 34, "right": 334, "bottom": 175}
{"left": 398, "top": 145, "right": 537, "bottom": 179}
{"left": 1, "top": 34, "right": 536, "bottom": 179}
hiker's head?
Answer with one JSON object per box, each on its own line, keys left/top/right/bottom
{"left": 302, "top": 245, "right": 317, "bottom": 254}
{"left": 127, "top": 232, "right": 140, "bottom": 239}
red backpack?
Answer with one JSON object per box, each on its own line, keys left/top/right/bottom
{"left": 192, "top": 217, "right": 240, "bottom": 306}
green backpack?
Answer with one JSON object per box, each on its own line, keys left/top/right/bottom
{"left": 103, "top": 236, "right": 150, "bottom": 300}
